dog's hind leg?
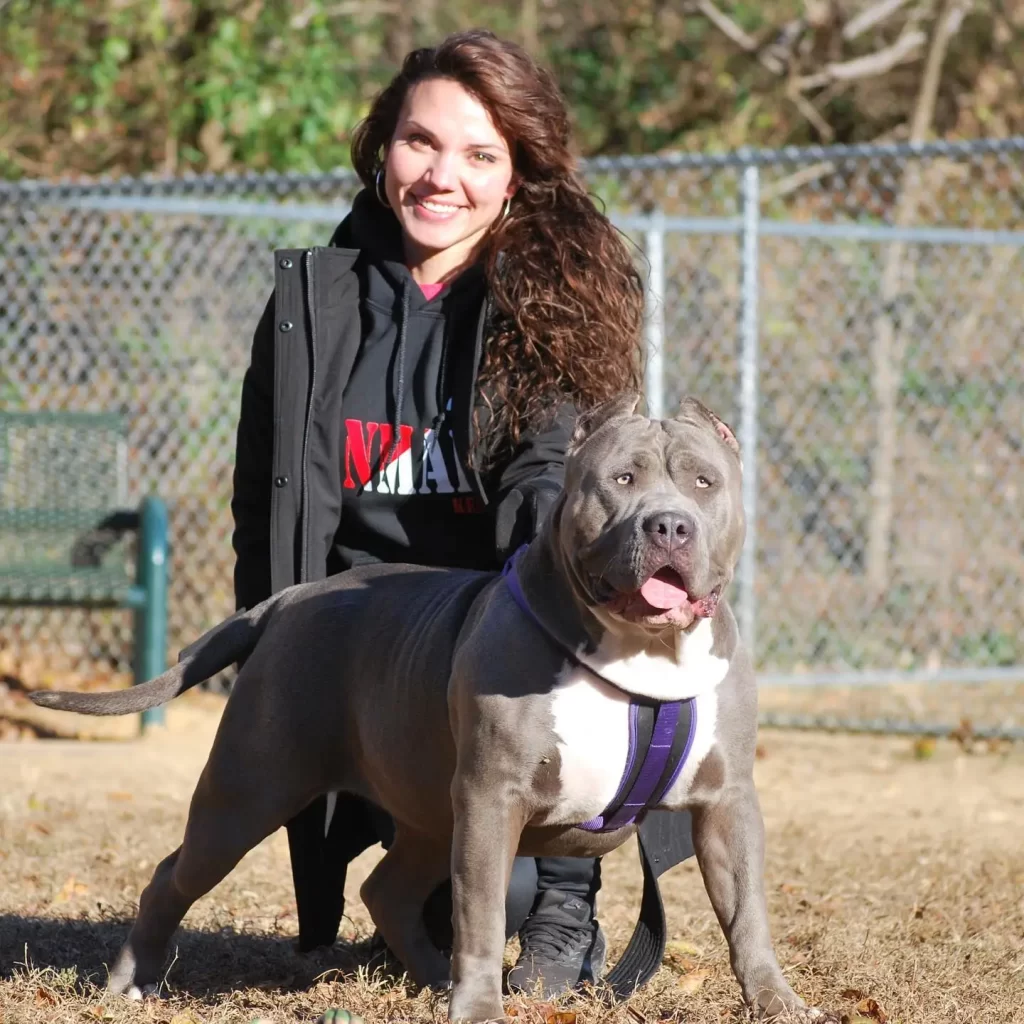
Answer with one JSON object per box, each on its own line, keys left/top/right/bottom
{"left": 359, "top": 828, "right": 452, "bottom": 989}
{"left": 107, "top": 760, "right": 314, "bottom": 998}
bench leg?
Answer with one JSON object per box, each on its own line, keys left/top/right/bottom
{"left": 133, "top": 496, "right": 169, "bottom": 732}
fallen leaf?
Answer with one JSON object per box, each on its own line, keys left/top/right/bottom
{"left": 950, "top": 718, "right": 974, "bottom": 747}
{"left": 545, "top": 1013, "right": 577, "bottom": 1024}
{"left": 35, "top": 987, "right": 57, "bottom": 1006}
{"left": 665, "top": 939, "right": 703, "bottom": 957}
{"left": 912, "top": 736, "right": 936, "bottom": 760}
{"left": 31, "top": 822, "right": 51, "bottom": 835}
{"left": 779, "top": 883, "right": 799, "bottom": 894}
{"left": 755, "top": 743, "right": 768, "bottom": 759}
{"left": 88, "top": 1006, "right": 113, "bottom": 1020}
{"left": 845, "top": 1017, "right": 875, "bottom": 1024}
{"left": 677, "top": 968, "right": 710, "bottom": 994}
{"left": 53, "top": 876, "right": 89, "bottom": 902}
{"left": 667, "top": 956, "right": 698, "bottom": 973}
{"left": 841, "top": 987, "right": 866, "bottom": 1000}
{"left": 106, "top": 791, "right": 133, "bottom": 802}
{"left": 856, "top": 997, "right": 889, "bottom": 1023}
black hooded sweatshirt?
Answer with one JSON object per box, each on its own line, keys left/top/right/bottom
{"left": 329, "top": 192, "right": 494, "bottom": 572}
{"left": 231, "top": 189, "right": 575, "bottom": 614}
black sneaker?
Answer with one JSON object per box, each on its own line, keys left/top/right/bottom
{"left": 506, "top": 890, "right": 607, "bottom": 997}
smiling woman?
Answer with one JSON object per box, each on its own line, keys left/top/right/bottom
{"left": 230, "top": 27, "right": 649, "bottom": 1006}
{"left": 349, "top": 29, "right": 645, "bottom": 454}
{"left": 380, "top": 77, "right": 516, "bottom": 282}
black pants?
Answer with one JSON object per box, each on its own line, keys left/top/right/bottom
{"left": 534, "top": 853, "right": 601, "bottom": 902}
{"left": 288, "top": 794, "right": 599, "bottom": 951}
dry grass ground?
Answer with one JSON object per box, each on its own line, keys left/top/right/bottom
{"left": 1, "top": 693, "right": 1021, "bottom": 1024}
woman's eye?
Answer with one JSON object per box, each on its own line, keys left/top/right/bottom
{"left": 472, "top": 152, "right": 496, "bottom": 163}
{"left": 615, "top": 473, "right": 633, "bottom": 486}
{"left": 696, "top": 475, "right": 712, "bottom": 489}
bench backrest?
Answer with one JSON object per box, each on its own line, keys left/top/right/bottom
{"left": 0, "top": 411, "right": 129, "bottom": 572}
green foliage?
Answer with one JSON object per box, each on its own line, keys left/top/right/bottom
{"left": 0, "top": 0, "right": 397, "bottom": 177}
{"left": 1, "top": 1, "right": 1022, "bottom": 178}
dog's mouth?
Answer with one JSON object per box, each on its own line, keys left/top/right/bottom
{"left": 599, "top": 567, "right": 721, "bottom": 627}
{"left": 637, "top": 567, "right": 690, "bottom": 610}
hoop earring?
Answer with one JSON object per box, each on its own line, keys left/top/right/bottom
{"left": 375, "top": 168, "right": 390, "bottom": 208}
{"left": 500, "top": 196, "right": 512, "bottom": 221}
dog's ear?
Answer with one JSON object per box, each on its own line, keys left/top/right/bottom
{"left": 570, "top": 392, "right": 642, "bottom": 452}
{"left": 676, "top": 396, "right": 741, "bottom": 459}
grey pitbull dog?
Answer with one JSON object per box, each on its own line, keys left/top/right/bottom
{"left": 33, "top": 395, "right": 828, "bottom": 1022}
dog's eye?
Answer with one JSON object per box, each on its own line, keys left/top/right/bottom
{"left": 696, "top": 475, "right": 712, "bottom": 489}
{"left": 615, "top": 472, "right": 634, "bottom": 486}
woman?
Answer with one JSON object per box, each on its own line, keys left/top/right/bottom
{"left": 231, "top": 28, "right": 644, "bottom": 996}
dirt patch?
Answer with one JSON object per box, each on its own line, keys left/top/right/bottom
{"left": 1, "top": 694, "right": 1022, "bottom": 1024}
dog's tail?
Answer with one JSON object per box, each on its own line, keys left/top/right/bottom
{"left": 29, "top": 594, "right": 283, "bottom": 717}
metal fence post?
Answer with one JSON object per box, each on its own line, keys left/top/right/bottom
{"left": 738, "top": 163, "right": 760, "bottom": 658}
{"left": 643, "top": 210, "right": 666, "bottom": 420}
{"left": 134, "top": 495, "right": 169, "bottom": 732}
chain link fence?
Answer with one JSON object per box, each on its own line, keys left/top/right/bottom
{"left": 1, "top": 138, "right": 1022, "bottom": 738}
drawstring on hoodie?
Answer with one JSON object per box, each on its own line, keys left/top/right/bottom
{"left": 390, "top": 279, "right": 411, "bottom": 464}
{"left": 433, "top": 315, "right": 451, "bottom": 435}
{"left": 392, "top": 278, "right": 455, "bottom": 465}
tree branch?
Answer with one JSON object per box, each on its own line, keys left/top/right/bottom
{"left": 843, "top": 0, "right": 913, "bottom": 41}
{"left": 786, "top": 81, "right": 836, "bottom": 140}
{"left": 694, "top": 0, "right": 758, "bottom": 52}
{"left": 797, "top": 28, "right": 927, "bottom": 90}
{"left": 909, "top": 0, "right": 968, "bottom": 141}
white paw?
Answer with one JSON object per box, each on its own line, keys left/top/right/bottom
{"left": 125, "top": 983, "right": 160, "bottom": 1000}
{"left": 795, "top": 1009, "right": 841, "bottom": 1023}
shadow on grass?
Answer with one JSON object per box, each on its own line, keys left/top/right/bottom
{"left": 0, "top": 914, "right": 388, "bottom": 1000}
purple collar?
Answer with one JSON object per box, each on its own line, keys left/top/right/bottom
{"left": 502, "top": 546, "right": 697, "bottom": 833}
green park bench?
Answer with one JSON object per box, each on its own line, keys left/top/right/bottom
{"left": 0, "top": 411, "right": 169, "bottom": 730}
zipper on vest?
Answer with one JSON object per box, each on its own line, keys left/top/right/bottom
{"left": 299, "top": 248, "right": 318, "bottom": 583}
{"left": 465, "top": 293, "right": 494, "bottom": 502}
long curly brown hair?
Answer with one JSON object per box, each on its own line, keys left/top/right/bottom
{"left": 350, "top": 29, "right": 645, "bottom": 459}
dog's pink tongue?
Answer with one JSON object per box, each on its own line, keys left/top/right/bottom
{"left": 639, "top": 572, "right": 689, "bottom": 610}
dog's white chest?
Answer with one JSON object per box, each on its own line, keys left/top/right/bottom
{"left": 539, "top": 671, "right": 631, "bottom": 827}
{"left": 537, "top": 633, "right": 725, "bottom": 828}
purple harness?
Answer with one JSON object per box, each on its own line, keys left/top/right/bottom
{"left": 502, "top": 547, "right": 697, "bottom": 833}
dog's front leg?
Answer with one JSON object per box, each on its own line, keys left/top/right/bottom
{"left": 447, "top": 774, "right": 522, "bottom": 1023}
{"left": 692, "top": 782, "right": 803, "bottom": 1017}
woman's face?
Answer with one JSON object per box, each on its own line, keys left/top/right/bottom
{"left": 384, "top": 77, "right": 516, "bottom": 278}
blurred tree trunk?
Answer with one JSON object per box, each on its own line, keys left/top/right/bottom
{"left": 866, "top": 0, "right": 970, "bottom": 598}
{"left": 521, "top": 0, "right": 539, "bottom": 53}
{"left": 418, "top": 0, "right": 438, "bottom": 46}
{"left": 386, "top": 6, "right": 413, "bottom": 64}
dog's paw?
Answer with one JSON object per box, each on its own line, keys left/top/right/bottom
{"left": 125, "top": 983, "right": 161, "bottom": 1001}
{"left": 789, "top": 1010, "right": 841, "bottom": 1024}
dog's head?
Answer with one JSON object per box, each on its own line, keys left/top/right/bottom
{"left": 559, "top": 393, "right": 745, "bottom": 636}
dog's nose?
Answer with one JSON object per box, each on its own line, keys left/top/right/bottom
{"left": 643, "top": 510, "right": 695, "bottom": 549}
